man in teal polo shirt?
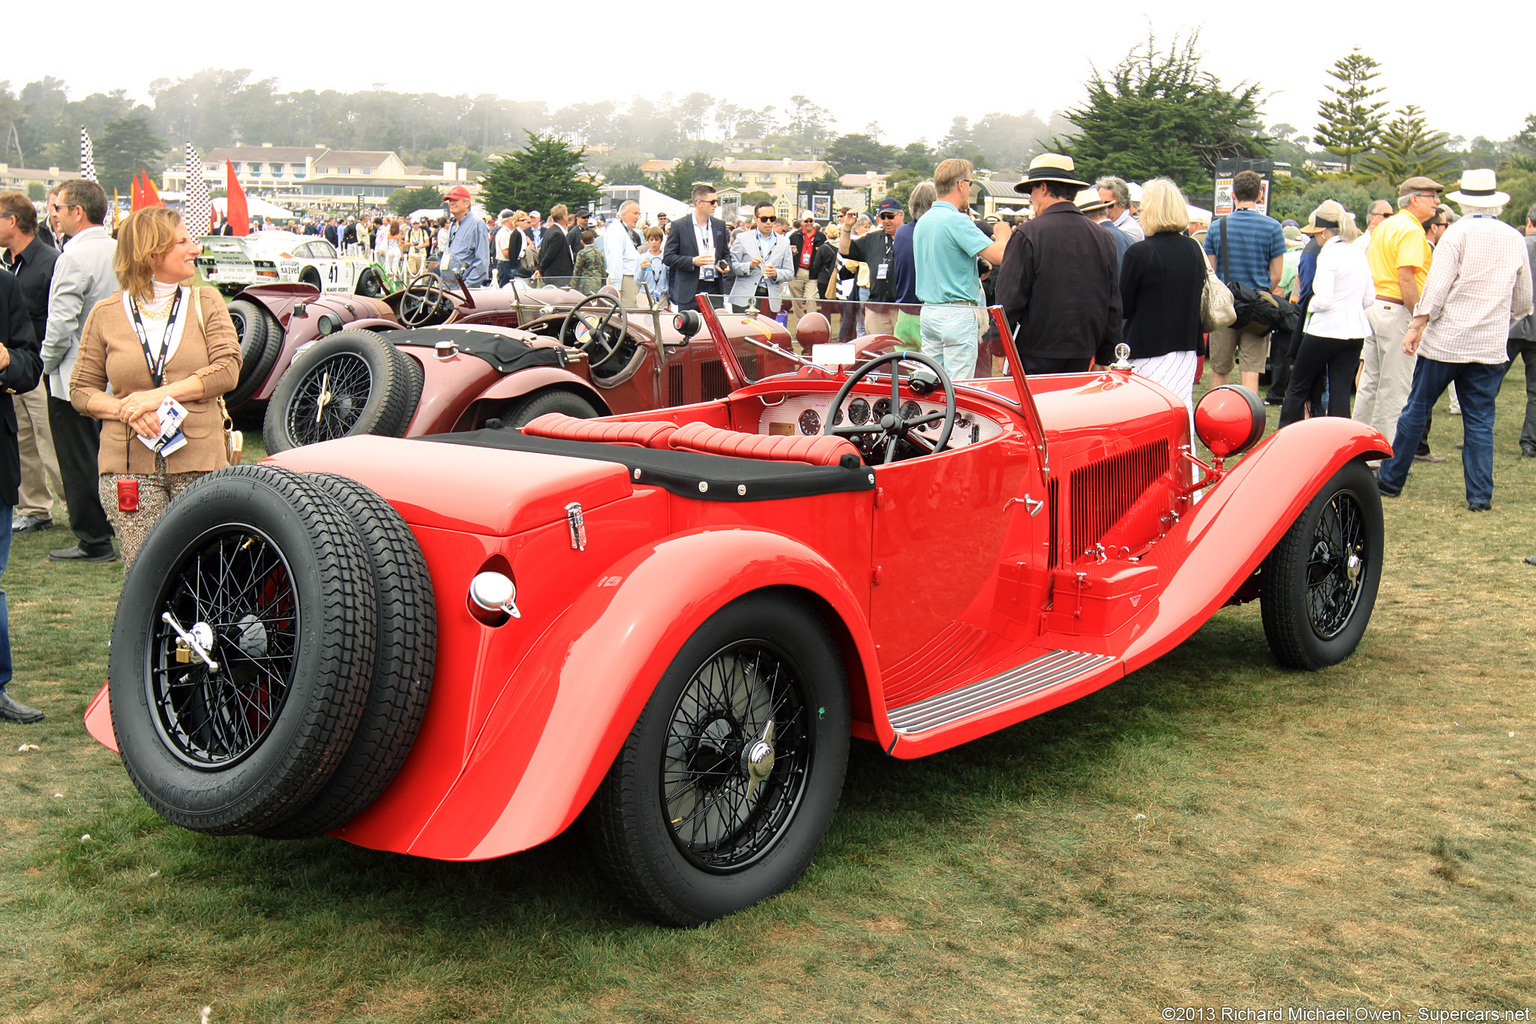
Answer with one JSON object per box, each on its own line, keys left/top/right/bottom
{"left": 913, "top": 158, "right": 1011, "bottom": 378}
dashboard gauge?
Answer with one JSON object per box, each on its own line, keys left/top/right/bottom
{"left": 901, "top": 400, "right": 922, "bottom": 420}
{"left": 798, "top": 409, "right": 821, "bottom": 435}
{"left": 832, "top": 406, "right": 843, "bottom": 426}
{"left": 873, "top": 398, "right": 892, "bottom": 420}
{"left": 848, "top": 398, "right": 870, "bottom": 426}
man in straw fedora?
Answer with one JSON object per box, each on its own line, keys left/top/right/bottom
{"left": 1375, "top": 169, "right": 1533, "bottom": 511}
{"left": 995, "top": 153, "right": 1122, "bottom": 374}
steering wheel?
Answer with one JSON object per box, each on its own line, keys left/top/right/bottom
{"left": 400, "top": 271, "right": 451, "bottom": 327}
{"left": 824, "top": 350, "right": 956, "bottom": 464}
{"left": 559, "top": 293, "right": 630, "bottom": 371}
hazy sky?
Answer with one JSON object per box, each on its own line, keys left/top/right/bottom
{"left": 9, "top": 5, "right": 1527, "bottom": 155}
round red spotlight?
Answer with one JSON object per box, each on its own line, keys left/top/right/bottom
{"left": 1194, "top": 385, "right": 1266, "bottom": 459}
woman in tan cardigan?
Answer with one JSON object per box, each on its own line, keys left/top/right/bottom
{"left": 70, "top": 208, "right": 241, "bottom": 564}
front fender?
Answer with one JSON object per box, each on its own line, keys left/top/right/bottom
{"left": 1122, "top": 416, "right": 1389, "bottom": 671}
{"left": 400, "top": 528, "right": 876, "bottom": 861}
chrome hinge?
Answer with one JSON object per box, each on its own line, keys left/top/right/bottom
{"left": 566, "top": 502, "right": 587, "bottom": 551}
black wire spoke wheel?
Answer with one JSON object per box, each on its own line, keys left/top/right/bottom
{"left": 663, "top": 639, "right": 811, "bottom": 872}
{"left": 1260, "top": 457, "right": 1382, "bottom": 670}
{"left": 285, "top": 351, "right": 374, "bottom": 445}
{"left": 150, "top": 527, "right": 300, "bottom": 767}
{"left": 589, "top": 594, "right": 849, "bottom": 926}
{"left": 1306, "top": 490, "right": 1367, "bottom": 640}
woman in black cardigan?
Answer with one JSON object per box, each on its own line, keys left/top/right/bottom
{"left": 1118, "top": 178, "right": 1208, "bottom": 420}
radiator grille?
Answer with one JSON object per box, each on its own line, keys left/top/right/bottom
{"left": 1068, "top": 440, "right": 1169, "bottom": 558}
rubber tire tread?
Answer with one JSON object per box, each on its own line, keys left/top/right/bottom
{"left": 262, "top": 329, "right": 415, "bottom": 453}
{"left": 356, "top": 267, "right": 386, "bottom": 298}
{"left": 260, "top": 473, "right": 436, "bottom": 838}
{"left": 586, "top": 593, "right": 850, "bottom": 926}
{"left": 502, "top": 389, "right": 598, "bottom": 429}
{"left": 226, "top": 298, "right": 269, "bottom": 393}
{"left": 110, "top": 464, "right": 379, "bottom": 835}
{"left": 227, "top": 309, "right": 285, "bottom": 408}
{"left": 1259, "top": 457, "right": 1383, "bottom": 670}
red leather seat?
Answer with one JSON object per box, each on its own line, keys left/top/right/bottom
{"left": 669, "top": 421, "right": 860, "bottom": 466}
{"left": 520, "top": 413, "right": 678, "bottom": 449}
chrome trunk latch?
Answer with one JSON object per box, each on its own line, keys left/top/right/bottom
{"left": 566, "top": 502, "right": 587, "bottom": 551}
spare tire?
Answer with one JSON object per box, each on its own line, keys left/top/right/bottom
{"left": 109, "top": 465, "right": 380, "bottom": 836}
{"left": 262, "top": 329, "right": 417, "bottom": 453}
{"left": 226, "top": 304, "right": 284, "bottom": 408}
{"left": 261, "top": 473, "right": 436, "bottom": 838}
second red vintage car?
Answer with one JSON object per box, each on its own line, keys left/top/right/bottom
{"left": 86, "top": 304, "right": 1390, "bottom": 927}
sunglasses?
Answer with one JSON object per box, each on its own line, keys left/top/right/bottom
{"left": 699, "top": 199, "right": 718, "bottom": 205}
{"left": 758, "top": 215, "right": 774, "bottom": 222}
{"left": 877, "top": 213, "right": 898, "bottom": 220}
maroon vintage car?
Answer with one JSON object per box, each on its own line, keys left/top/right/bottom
{"left": 223, "top": 274, "right": 593, "bottom": 414}
{"left": 260, "top": 287, "right": 895, "bottom": 453}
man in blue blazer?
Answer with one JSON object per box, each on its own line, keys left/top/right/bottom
{"left": 662, "top": 183, "right": 731, "bottom": 312}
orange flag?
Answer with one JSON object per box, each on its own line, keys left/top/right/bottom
{"left": 141, "top": 171, "right": 163, "bottom": 208}
{"left": 130, "top": 174, "right": 143, "bottom": 212}
{"left": 224, "top": 160, "right": 249, "bottom": 236}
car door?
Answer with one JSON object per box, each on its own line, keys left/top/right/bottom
{"left": 867, "top": 420, "right": 1048, "bottom": 678}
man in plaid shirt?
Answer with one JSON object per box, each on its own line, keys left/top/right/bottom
{"left": 1376, "top": 170, "right": 1534, "bottom": 511}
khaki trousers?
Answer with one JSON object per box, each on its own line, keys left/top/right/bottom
{"left": 1354, "top": 300, "right": 1416, "bottom": 443}
{"left": 15, "top": 386, "right": 62, "bottom": 520}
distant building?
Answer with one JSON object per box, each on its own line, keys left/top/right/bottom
{"left": 160, "top": 144, "right": 472, "bottom": 207}
{"left": 0, "top": 164, "right": 82, "bottom": 193}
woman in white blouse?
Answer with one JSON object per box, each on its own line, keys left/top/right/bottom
{"left": 1279, "top": 199, "right": 1375, "bottom": 427}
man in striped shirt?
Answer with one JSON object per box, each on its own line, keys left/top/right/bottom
{"left": 1376, "top": 170, "right": 1534, "bottom": 510}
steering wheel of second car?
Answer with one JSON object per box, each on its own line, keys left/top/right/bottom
{"left": 399, "top": 271, "right": 452, "bottom": 327}
{"left": 559, "top": 293, "right": 631, "bottom": 374}
{"left": 824, "top": 350, "right": 956, "bottom": 463}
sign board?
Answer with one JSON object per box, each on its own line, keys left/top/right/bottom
{"left": 1213, "top": 158, "right": 1275, "bottom": 217}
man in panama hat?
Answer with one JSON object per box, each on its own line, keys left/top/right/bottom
{"left": 995, "top": 154, "right": 1122, "bottom": 373}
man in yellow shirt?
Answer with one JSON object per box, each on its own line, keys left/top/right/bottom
{"left": 1354, "top": 176, "right": 1442, "bottom": 444}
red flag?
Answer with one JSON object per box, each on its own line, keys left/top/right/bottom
{"left": 224, "top": 160, "right": 249, "bottom": 236}
{"left": 141, "top": 171, "right": 163, "bottom": 208}
{"left": 130, "top": 173, "right": 143, "bottom": 212}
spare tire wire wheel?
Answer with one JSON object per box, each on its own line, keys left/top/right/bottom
{"left": 285, "top": 350, "right": 374, "bottom": 446}
{"left": 150, "top": 526, "right": 299, "bottom": 768}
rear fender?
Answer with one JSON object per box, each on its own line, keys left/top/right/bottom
{"left": 1121, "top": 416, "right": 1389, "bottom": 670}
{"left": 473, "top": 367, "right": 608, "bottom": 412}
{"left": 403, "top": 529, "right": 876, "bottom": 861}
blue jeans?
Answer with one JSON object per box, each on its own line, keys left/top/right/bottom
{"left": 1377, "top": 358, "right": 1507, "bottom": 505}
{"left": 1, "top": 505, "right": 11, "bottom": 691}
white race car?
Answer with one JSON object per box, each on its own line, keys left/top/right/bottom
{"left": 196, "top": 231, "right": 391, "bottom": 298}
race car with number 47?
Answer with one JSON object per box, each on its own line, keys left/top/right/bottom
{"left": 85, "top": 301, "right": 1390, "bottom": 927}
{"left": 196, "top": 232, "right": 390, "bottom": 298}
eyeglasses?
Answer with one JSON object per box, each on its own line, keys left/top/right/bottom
{"left": 757, "top": 215, "right": 774, "bottom": 222}
{"left": 959, "top": 179, "right": 972, "bottom": 186}
{"left": 877, "top": 213, "right": 898, "bottom": 220}
{"left": 1413, "top": 192, "right": 1440, "bottom": 200}
{"left": 698, "top": 199, "right": 718, "bottom": 206}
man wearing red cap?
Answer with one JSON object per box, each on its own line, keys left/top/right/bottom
{"left": 442, "top": 185, "right": 489, "bottom": 288}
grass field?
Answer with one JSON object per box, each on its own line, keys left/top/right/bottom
{"left": 2, "top": 380, "right": 1533, "bottom": 1024}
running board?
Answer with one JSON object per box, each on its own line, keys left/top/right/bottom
{"left": 887, "top": 649, "right": 1116, "bottom": 735}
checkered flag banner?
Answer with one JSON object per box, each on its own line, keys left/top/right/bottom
{"left": 79, "top": 126, "right": 97, "bottom": 182}
{"left": 183, "top": 142, "right": 212, "bottom": 236}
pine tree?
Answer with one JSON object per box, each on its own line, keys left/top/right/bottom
{"left": 1354, "top": 106, "right": 1456, "bottom": 186}
{"left": 479, "top": 132, "right": 600, "bottom": 216}
{"left": 1314, "top": 49, "right": 1388, "bottom": 173}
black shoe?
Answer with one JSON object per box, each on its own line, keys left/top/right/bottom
{"left": 1468, "top": 501, "right": 1492, "bottom": 512}
{"left": 0, "top": 692, "right": 45, "bottom": 724}
{"left": 48, "top": 544, "right": 118, "bottom": 563}
{"left": 1376, "top": 479, "right": 1401, "bottom": 498}
{"left": 11, "top": 514, "right": 54, "bottom": 534}
{"left": 1522, "top": 447, "right": 1536, "bottom": 458}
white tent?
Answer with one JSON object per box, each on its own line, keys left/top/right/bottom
{"left": 213, "top": 196, "right": 294, "bottom": 219}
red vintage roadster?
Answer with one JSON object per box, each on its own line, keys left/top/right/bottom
{"left": 85, "top": 304, "right": 1390, "bottom": 926}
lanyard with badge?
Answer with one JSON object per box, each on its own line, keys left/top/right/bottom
{"left": 129, "top": 289, "right": 182, "bottom": 388}
{"left": 699, "top": 221, "right": 717, "bottom": 281}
